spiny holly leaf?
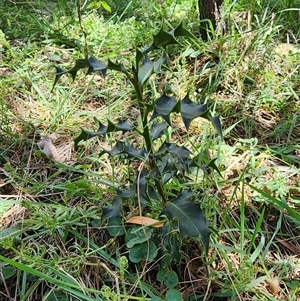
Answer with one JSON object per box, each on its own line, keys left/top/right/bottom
{"left": 153, "top": 26, "right": 178, "bottom": 48}
{"left": 87, "top": 55, "right": 107, "bottom": 77}
{"left": 106, "top": 141, "right": 146, "bottom": 159}
{"left": 150, "top": 122, "right": 169, "bottom": 141}
{"left": 107, "top": 58, "right": 127, "bottom": 73}
{"left": 52, "top": 66, "right": 68, "bottom": 90}
{"left": 117, "top": 186, "right": 136, "bottom": 198}
{"left": 74, "top": 129, "right": 92, "bottom": 150}
{"left": 158, "top": 142, "right": 191, "bottom": 160}
{"left": 108, "top": 141, "right": 124, "bottom": 156}
{"left": 74, "top": 120, "right": 134, "bottom": 149}
{"left": 209, "top": 115, "right": 223, "bottom": 138}
{"left": 173, "top": 22, "right": 197, "bottom": 40}
{"left": 151, "top": 94, "right": 178, "bottom": 125}
{"left": 53, "top": 56, "right": 107, "bottom": 89}
{"left": 180, "top": 94, "right": 208, "bottom": 130}
{"left": 161, "top": 190, "right": 210, "bottom": 253}
{"left": 136, "top": 49, "right": 144, "bottom": 68}
{"left": 68, "top": 58, "right": 90, "bottom": 80}
{"left": 102, "top": 196, "right": 122, "bottom": 220}
{"left": 207, "top": 158, "right": 222, "bottom": 177}
{"left": 125, "top": 143, "right": 146, "bottom": 159}
{"left": 138, "top": 55, "right": 154, "bottom": 85}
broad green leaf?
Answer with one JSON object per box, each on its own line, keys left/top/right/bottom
{"left": 126, "top": 227, "right": 154, "bottom": 248}
{"left": 138, "top": 55, "right": 154, "bottom": 85}
{"left": 158, "top": 143, "right": 191, "bottom": 160}
{"left": 150, "top": 122, "right": 168, "bottom": 141}
{"left": 117, "top": 186, "right": 136, "bottom": 198}
{"left": 180, "top": 94, "right": 207, "bottom": 130}
{"left": 0, "top": 264, "right": 15, "bottom": 280}
{"left": 207, "top": 158, "right": 222, "bottom": 177}
{"left": 107, "top": 216, "right": 125, "bottom": 237}
{"left": 102, "top": 196, "right": 122, "bottom": 220}
{"left": 166, "top": 289, "right": 183, "bottom": 301}
{"left": 165, "top": 270, "right": 178, "bottom": 289}
{"left": 124, "top": 143, "right": 146, "bottom": 159}
{"left": 151, "top": 94, "right": 177, "bottom": 124}
{"left": 129, "top": 241, "right": 158, "bottom": 263}
{"left": 74, "top": 129, "right": 90, "bottom": 150}
{"left": 45, "top": 290, "right": 71, "bottom": 301}
{"left": 157, "top": 269, "right": 178, "bottom": 289}
{"left": 161, "top": 190, "right": 210, "bottom": 252}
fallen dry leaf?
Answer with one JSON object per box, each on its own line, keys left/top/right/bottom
{"left": 37, "top": 134, "right": 59, "bottom": 160}
{"left": 126, "top": 216, "right": 164, "bottom": 228}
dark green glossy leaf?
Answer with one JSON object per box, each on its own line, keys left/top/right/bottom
{"left": 150, "top": 122, "right": 168, "bottom": 141}
{"left": 180, "top": 94, "right": 208, "bottom": 130}
{"left": 52, "top": 66, "right": 68, "bottom": 90}
{"left": 109, "top": 141, "right": 124, "bottom": 156}
{"left": 153, "top": 26, "right": 178, "bottom": 48}
{"left": 173, "top": 22, "right": 197, "bottom": 40}
{"left": 68, "top": 58, "right": 90, "bottom": 80}
{"left": 116, "top": 120, "right": 134, "bottom": 132}
{"left": 161, "top": 190, "right": 210, "bottom": 253}
{"left": 136, "top": 49, "right": 144, "bottom": 68}
{"left": 74, "top": 128, "right": 91, "bottom": 150}
{"left": 87, "top": 55, "right": 107, "bottom": 77}
{"left": 124, "top": 143, "right": 146, "bottom": 159}
{"left": 106, "top": 119, "right": 116, "bottom": 132}
{"left": 138, "top": 55, "right": 154, "bottom": 85}
{"left": 117, "top": 186, "right": 136, "bottom": 198}
{"left": 209, "top": 115, "right": 223, "bottom": 138}
{"left": 158, "top": 142, "right": 191, "bottom": 160}
{"left": 102, "top": 196, "right": 122, "bottom": 220}
{"left": 107, "top": 58, "right": 127, "bottom": 72}
{"left": 151, "top": 94, "right": 177, "bottom": 125}
{"left": 208, "top": 158, "right": 222, "bottom": 177}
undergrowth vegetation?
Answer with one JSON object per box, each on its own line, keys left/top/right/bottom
{"left": 0, "top": 0, "right": 299, "bottom": 300}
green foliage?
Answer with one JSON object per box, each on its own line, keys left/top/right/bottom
{"left": 53, "top": 22, "right": 222, "bottom": 279}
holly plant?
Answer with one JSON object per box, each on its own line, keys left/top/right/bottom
{"left": 53, "top": 22, "right": 222, "bottom": 291}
